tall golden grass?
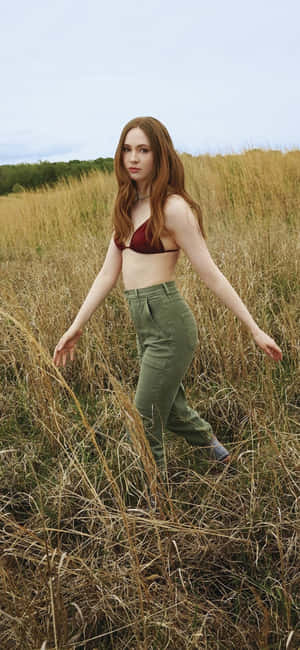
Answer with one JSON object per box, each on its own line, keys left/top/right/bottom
{"left": 0, "top": 150, "right": 299, "bottom": 649}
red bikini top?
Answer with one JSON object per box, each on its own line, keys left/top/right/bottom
{"left": 114, "top": 218, "right": 179, "bottom": 254}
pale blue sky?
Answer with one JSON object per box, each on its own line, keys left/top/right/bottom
{"left": 1, "top": 0, "right": 299, "bottom": 164}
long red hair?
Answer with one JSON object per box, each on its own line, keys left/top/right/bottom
{"left": 113, "top": 116, "right": 205, "bottom": 249}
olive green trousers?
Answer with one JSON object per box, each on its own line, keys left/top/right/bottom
{"left": 124, "top": 281, "right": 229, "bottom": 476}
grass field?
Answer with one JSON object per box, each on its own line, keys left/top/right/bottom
{"left": 0, "top": 150, "right": 299, "bottom": 649}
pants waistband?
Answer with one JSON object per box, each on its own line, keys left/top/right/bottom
{"left": 124, "top": 280, "right": 179, "bottom": 300}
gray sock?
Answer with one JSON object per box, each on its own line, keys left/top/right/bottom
{"left": 210, "top": 435, "right": 229, "bottom": 461}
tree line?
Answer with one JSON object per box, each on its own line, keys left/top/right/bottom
{"left": 0, "top": 157, "right": 114, "bottom": 195}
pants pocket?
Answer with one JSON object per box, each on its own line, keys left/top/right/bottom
{"left": 145, "top": 297, "right": 171, "bottom": 337}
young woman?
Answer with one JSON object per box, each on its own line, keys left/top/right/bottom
{"left": 53, "top": 116, "right": 282, "bottom": 480}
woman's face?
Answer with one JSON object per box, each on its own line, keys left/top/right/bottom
{"left": 122, "top": 127, "right": 154, "bottom": 184}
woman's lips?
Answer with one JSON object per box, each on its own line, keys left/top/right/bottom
{"left": 129, "top": 168, "right": 140, "bottom": 172}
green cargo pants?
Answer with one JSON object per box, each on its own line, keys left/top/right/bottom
{"left": 124, "top": 281, "right": 229, "bottom": 476}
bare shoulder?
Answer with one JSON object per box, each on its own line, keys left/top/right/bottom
{"left": 164, "top": 193, "right": 199, "bottom": 233}
{"left": 164, "top": 193, "right": 188, "bottom": 213}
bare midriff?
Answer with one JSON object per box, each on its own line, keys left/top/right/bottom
{"left": 121, "top": 245, "right": 180, "bottom": 290}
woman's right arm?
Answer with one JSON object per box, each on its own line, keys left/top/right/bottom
{"left": 53, "top": 234, "right": 122, "bottom": 366}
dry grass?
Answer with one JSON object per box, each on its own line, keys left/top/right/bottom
{"left": 0, "top": 152, "right": 299, "bottom": 649}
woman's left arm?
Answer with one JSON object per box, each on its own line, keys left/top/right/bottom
{"left": 165, "top": 196, "right": 283, "bottom": 361}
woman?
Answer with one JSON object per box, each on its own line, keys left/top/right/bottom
{"left": 53, "top": 116, "right": 282, "bottom": 480}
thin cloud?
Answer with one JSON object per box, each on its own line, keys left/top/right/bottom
{"left": 1, "top": 0, "right": 299, "bottom": 164}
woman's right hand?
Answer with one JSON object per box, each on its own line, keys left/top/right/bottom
{"left": 53, "top": 326, "right": 83, "bottom": 367}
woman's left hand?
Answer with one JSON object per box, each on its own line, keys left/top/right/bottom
{"left": 252, "top": 328, "right": 283, "bottom": 361}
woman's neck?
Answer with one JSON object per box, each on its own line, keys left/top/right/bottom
{"left": 135, "top": 181, "right": 151, "bottom": 197}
